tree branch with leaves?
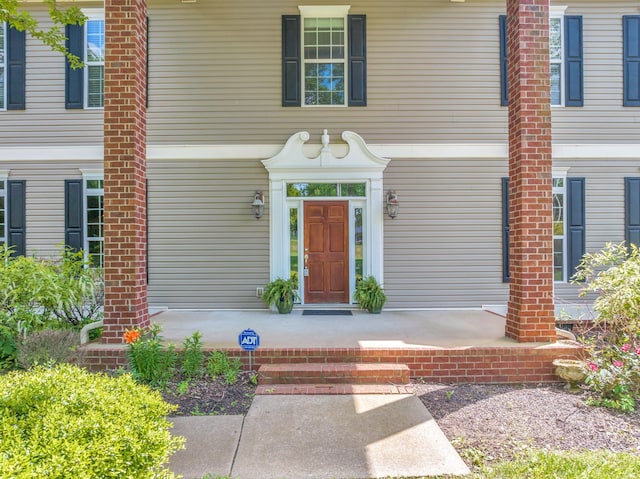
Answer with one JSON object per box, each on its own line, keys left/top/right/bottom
{"left": 1, "top": 0, "right": 86, "bottom": 67}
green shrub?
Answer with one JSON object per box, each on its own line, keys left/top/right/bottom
{"left": 0, "top": 363, "right": 184, "bottom": 478}
{"left": 207, "top": 350, "right": 242, "bottom": 385}
{"left": 572, "top": 242, "right": 640, "bottom": 410}
{"left": 573, "top": 242, "right": 640, "bottom": 345}
{"left": 0, "top": 246, "right": 103, "bottom": 368}
{"left": 181, "top": 331, "right": 205, "bottom": 380}
{"left": 16, "top": 329, "right": 82, "bottom": 370}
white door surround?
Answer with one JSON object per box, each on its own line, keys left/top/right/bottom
{"left": 262, "top": 130, "right": 391, "bottom": 299}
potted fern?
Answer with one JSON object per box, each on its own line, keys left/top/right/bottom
{"left": 262, "top": 276, "right": 300, "bottom": 314}
{"left": 354, "top": 275, "right": 387, "bottom": 314}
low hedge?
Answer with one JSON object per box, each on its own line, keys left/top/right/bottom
{"left": 0, "top": 364, "right": 184, "bottom": 478}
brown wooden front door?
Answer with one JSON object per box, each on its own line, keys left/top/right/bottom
{"left": 304, "top": 201, "right": 349, "bottom": 304}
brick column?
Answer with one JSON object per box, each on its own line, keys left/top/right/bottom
{"left": 505, "top": 0, "right": 556, "bottom": 343}
{"left": 102, "top": 0, "right": 149, "bottom": 343}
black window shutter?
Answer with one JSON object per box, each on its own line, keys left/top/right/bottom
{"left": 65, "top": 180, "right": 84, "bottom": 252}
{"left": 499, "top": 15, "right": 508, "bottom": 107}
{"left": 348, "top": 14, "right": 366, "bottom": 106}
{"left": 625, "top": 178, "right": 640, "bottom": 247}
{"left": 564, "top": 16, "right": 584, "bottom": 107}
{"left": 65, "top": 24, "right": 84, "bottom": 109}
{"left": 623, "top": 16, "right": 640, "bottom": 107}
{"left": 566, "top": 177, "right": 585, "bottom": 279}
{"left": 282, "top": 15, "right": 301, "bottom": 107}
{"left": 7, "top": 180, "right": 26, "bottom": 257}
{"left": 501, "top": 177, "right": 510, "bottom": 283}
{"left": 6, "top": 27, "right": 26, "bottom": 110}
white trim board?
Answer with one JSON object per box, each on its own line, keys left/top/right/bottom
{"left": 0, "top": 143, "right": 638, "bottom": 162}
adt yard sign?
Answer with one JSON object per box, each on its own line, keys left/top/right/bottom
{"left": 239, "top": 329, "right": 260, "bottom": 351}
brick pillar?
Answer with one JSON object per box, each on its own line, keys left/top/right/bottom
{"left": 505, "top": 0, "right": 556, "bottom": 343}
{"left": 102, "top": 0, "right": 149, "bottom": 343}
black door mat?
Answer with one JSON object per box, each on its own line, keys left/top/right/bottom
{"left": 302, "top": 310, "right": 353, "bottom": 316}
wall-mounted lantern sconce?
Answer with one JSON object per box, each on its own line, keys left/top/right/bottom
{"left": 252, "top": 191, "right": 264, "bottom": 219}
{"left": 386, "top": 190, "right": 399, "bottom": 219}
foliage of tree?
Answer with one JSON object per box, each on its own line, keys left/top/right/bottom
{"left": 1, "top": 0, "right": 85, "bottom": 67}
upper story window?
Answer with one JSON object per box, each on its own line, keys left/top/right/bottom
{"left": 85, "top": 11, "right": 105, "bottom": 109}
{"left": 302, "top": 11, "right": 347, "bottom": 106}
{"left": 65, "top": 9, "right": 105, "bottom": 110}
{"left": 549, "top": 13, "right": 564, "bottom": 106}
{"left": 283, "top": 6, "right": 366, "bottom": 107}
{"left": 499, "top": 7, "right": 583, "bottom": 107}
{"left": 0, "top": 23, "right": 6, "bottom": 111}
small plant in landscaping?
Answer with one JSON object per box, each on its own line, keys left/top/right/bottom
{"left": 16, "top": 329, "right": 82, "bottom": 370}
{"left": 0, "top": 363, "right": 183, "bottom": 478}
{"left": 124, "top": 323, "right": 177, "bottom": 387}
{"left": 181, "top": 331, "right": 205, "bottom": 380}
{"left": 584, "top": 343, "right": 639, "bottom": 412}
{"left": 207, "top": 350, "right": 243, "bottom": 385}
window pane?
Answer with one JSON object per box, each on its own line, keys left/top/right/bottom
{"left": 340, "top": 183, "right": 366, "bottom": 197}
{"left": 290, "top": 208, "right": 298, "bottom": 279}
{"left": 88, "top": 240, "right": 103, "bottom": 268}
{"left": 355, "top": 207, "right": 363, "bottom": 280}
{"left": 87, "top": 195, "right": 102, "bottom": 209}
{"left": 553, "top": 193, "right": 564, "bottom": 237}
{"left": 550, "top": 63, "right": 561, "bottom": 106}
{"left": 554, "top": 238, "right": 564, "bottom": 281}
{"left": 549, "top": 18, "right": 562, "bottom": 61}
{"left": 86, "top": 179, "right": 104, "bottom": 189}
{"left": 87, "top": 20, "right": 105, "bottom": 62}
{"left": 553, "top": 178, "right": 564, "bottom": 188}
{"left": 87, "top": 65, "right": 104, "bottom": 108}
{"left": 287, "top": 183, "right": 338, "bottom": 197}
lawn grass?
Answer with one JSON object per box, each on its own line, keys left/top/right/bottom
{"left": 477, "top": 449, "right": 640, "bottom": 479}
{"left": 203, "top": 449, "right": 640, "bottom": 479}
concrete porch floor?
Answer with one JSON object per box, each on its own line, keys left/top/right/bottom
{"left": 150, "top": 307, "right": 567, "bottom": 349}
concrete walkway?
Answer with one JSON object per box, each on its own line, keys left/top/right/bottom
{"left": 169, "top": 394, "right": 470, "bottom": 479}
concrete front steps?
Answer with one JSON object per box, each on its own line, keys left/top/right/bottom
{"left": 255, "top": 363, "right": 414, "bottom": 395}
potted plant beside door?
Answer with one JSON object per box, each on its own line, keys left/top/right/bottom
{"left": 354, "top": 275, "right": 387, "bottom": 314}
{"left": 262, "top": 275, "right": 300, "bottom": 314}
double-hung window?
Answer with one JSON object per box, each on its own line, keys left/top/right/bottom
{"left": 500, "top": 8, "right": 583, "bottom": 107}
{"left": 552, "top": 177, "right": 566, "bottom": 281}
{"left": 502, "top": 175, "right": 585, "bottom": 283}
{"left": 302, "top": 9, "right": 347, "bottom": 106}
{"left": 0, "top": 22, "right": 25, "bottom": 110}
{"left": 65, "top": 175, "right": 104, "bottom": 267}
{"left": 85, "top": 14, "right": 105, "bottom": 108}
{"left": 85, "top": 177, "right": 104, "bottom": 267}
{"left": 283, "top": 6, "right": 366, "bottom": 107}
{"left": 549, "top": 12, "right": 564, "bottom": 106}
{"left": 65, "top": 9, "right": 105, "bottom": 109}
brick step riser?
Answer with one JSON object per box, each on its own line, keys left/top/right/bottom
{"left": 258, "top": 363, "right": 410, "bottom": 385}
